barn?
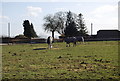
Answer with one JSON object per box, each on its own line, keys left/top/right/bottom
{"left": 97, "top": 30, "right": 120, "bottom": 39}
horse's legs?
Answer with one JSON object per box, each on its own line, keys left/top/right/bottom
{"left": 66, "top": 42, "right": 70, "bottom": 47}
{"left": 69, "top": 43, "right": 70, "bottom": 47}
{"left": 50, "top": 44, "right": 52, "bottom": 48}
{"left": 48, "top": 44, "right": 52, "bottom": 49}
{"left": 66, "top": 44, "right": 69, "bottom": 47}
{"left": 73, "top": 42, "right": 76, "bottom": 47}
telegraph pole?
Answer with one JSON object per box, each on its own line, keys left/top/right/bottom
{"left": 91, "top": 23, "right": 93, "bottom": 36}
{"left": 8, "top": 23, "right": 10, "bottom": 38}
{"left": 8, "top": 23, "right": 10, "bottom": 45}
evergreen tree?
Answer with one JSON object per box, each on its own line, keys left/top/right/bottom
{"left": 30, "top": 23, "right": 38, "bottom": 37}
{"left": 23, "top": 20, "right": 31, "bottom": 38}
{"left": 77, "top": 13, "right": 88, "bottom": 36}
{"left": 64, "top": 11, "right": 78, "bottom": 37}
{"left": 23, "top": 20, "right": 38, "bottom": 38}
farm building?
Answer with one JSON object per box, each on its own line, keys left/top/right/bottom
{"left": 97, "top": 30, "right": 120, "bottom": 38}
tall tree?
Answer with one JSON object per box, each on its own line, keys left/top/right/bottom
{"left": 55, "top": 11, "right": 67, "bottom": 35}
{"left": 43, "top": 12, "right": 66, "bottom": 40}
{"left": 30, "top": 23, "right": 38, "bottom": 37}
{"left": 43, "top": 14, "right": 56, "bottom": 40}
{"left": 23, "top": 20, "right": 38, "bottom": 38}
{"left": 77, "top": 13, "right": 88, "bottom": 36}
{"left": 23, "top": 20, "right": 31, "bottom": 38}
{"left": 64, "top": 11, "right": 78, "bottom": 37}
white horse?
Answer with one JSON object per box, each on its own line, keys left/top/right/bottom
{"left": 47, "top": 36, "right": 53, "bottom": 49}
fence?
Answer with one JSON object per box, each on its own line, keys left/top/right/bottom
{"left": 1, "top": 37, "right": 120, "bottom": 44}
{"left": 1, "top": 38, "right": 46, "bottom": 44}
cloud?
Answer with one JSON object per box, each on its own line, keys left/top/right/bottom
{"left": 85, "top": 4, "right": 118, "bottom": 34}
{"left": 27, "top": 6, "right": 42, "bottom": 17}
{"left": 91, "top": 5, "right": 117, "bottom": 18}
{"left": 0, "top": 15, "right": 10, "bottom": 25}
{"left": 0, "top": 16, "right": 9, "bottom": 20}
{"left": 55, "top": 8, "right": 67, "bottom": 11}
{"left": 89, "top": 5, "right": 118, "bottom": 24}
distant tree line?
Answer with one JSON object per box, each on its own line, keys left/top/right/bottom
{"left": 43, "top": 11, "right": 88, "bottom": 40}
{"left": 21, "top": 11, "right": 88, "bottom": 39}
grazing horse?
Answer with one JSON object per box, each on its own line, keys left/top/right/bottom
{"left": 65, "top": 36, "right": 85, "bottom": 47}
{"left": 47, "top": 36, "right": 53, "bottom": 49}
{"left": 64, "top": 37, "right": 77, "bottom": 47}
{"left": 76, "top": 36, "right": 85, "bottom": 44}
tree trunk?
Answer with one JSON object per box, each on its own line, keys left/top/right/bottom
{"left": 52, "top": 31, "right": 54, "bottom": 42}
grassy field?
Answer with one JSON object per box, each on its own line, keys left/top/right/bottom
{"left": 2, "top": 41, "right": 119, "bottom": 79}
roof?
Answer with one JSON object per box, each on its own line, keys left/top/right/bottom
{"left": 97, "top": 30, "right": 120, "bottom": 32}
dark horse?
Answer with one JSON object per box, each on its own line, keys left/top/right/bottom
{"left": 64, "top": 37, "right": 77, "bottom": 47}
{"left": 64, "top": 36, "right": 84, "bottom": 47}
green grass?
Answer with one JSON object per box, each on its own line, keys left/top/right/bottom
{"left": 2, "top": 41, "right": 119, "bottom": 79}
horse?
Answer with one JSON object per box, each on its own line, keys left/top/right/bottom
{"left": 64, "top": 36, "right": 85, "bottom": 47}
{"left": 76, "top": 36, "right": 85, "bottom": 44}
{"left": 64, "top": 37, "right": 77, "bottom": 47}
{"left": 47, "top": 36, "right": 53, "bottom": 49}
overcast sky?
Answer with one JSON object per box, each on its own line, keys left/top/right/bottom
{"left": 0, "top": 0, "right": 119, "bottom": 38}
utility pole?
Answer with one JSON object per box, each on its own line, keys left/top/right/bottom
{"left": 91, "top": 23, "right": 93, "bottom": 36}
{"left": 8, "top": 23, "right": 10, "bottom": 45}
{"left": 8, "top": 23, "right": 10, "bottom": 38}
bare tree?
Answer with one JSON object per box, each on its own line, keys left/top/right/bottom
{"left": 43, "top": 12, "right": 66, "bottom": 40}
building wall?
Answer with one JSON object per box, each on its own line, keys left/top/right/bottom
{"left": 97, "top": 30, "right": 120, "bottom": 38}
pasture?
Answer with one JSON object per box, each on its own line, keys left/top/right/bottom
{"left": 2, "top": 41, "right": 119, "bottom": 79}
